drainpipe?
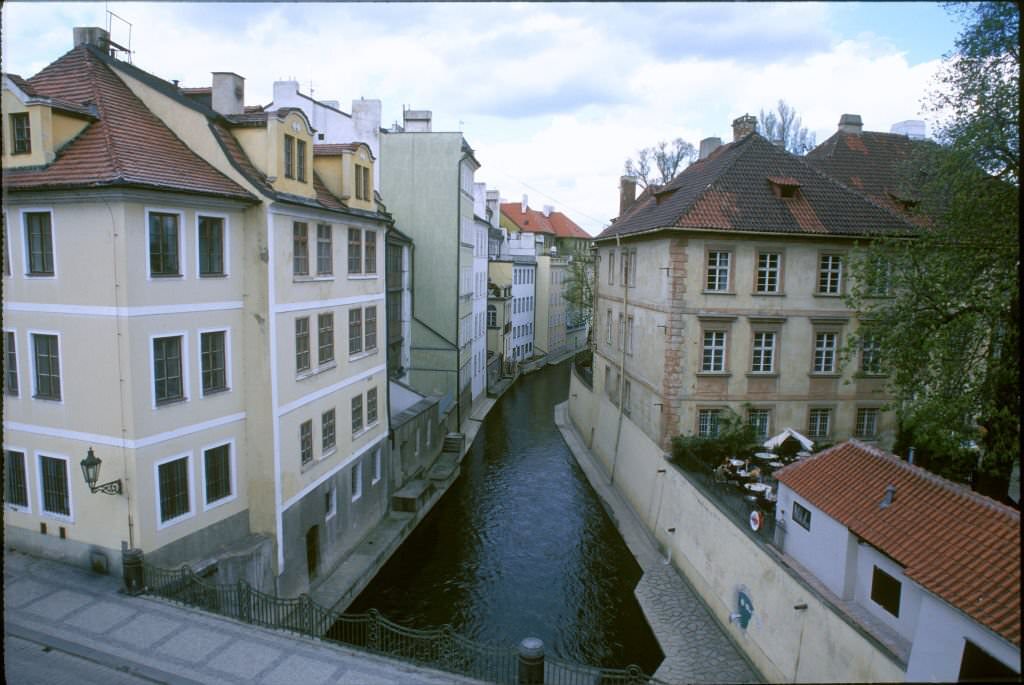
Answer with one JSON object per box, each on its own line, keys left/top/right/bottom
{"left": 610, "top": 233, "right": 628, "bottom": 485}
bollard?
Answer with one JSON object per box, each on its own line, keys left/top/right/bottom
{"left": 121, "top": 543, "right": 144, "bottom": 595}
{"left": 518, "top": 637, "right": 545, "bottom": 685}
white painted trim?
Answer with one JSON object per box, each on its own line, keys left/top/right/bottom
{"left": 325, "top": 483, "right": 337, "bottom": 520}
{"left": 273, "top": 293, "right": 383, "bottom": 315}
{"left": 27, "top": 328, "right": 64, "bottom": 404}
{"left": 197, "top": 327, "right": 232, "bottom": 398}
{"left": 372, "top": 447, "right": 382, "bottom": 485}
{"left": 268, "top": 207, "right": 285, "bottom": 572}
{"left": 20, "top": 207, "right": 58, "bottom": 279}
{"left": 276, "top": 363, "right": 385, "bottom": 418}
{"left": 3, "top": 444, "right": 32, "bottom": 513}
{"left": 4, "top": 301, "right": 244, "bottom": 317}
{"left": 153, "top": 451, "right": 195, "bottom": 530}
{"left": 199, "top": 438, "right": 237, "bottom": 512}
{"left": 281, "top": 434, "right": 385, "bottom": 511}
{"left": 145, "top": 207, "right": 187, "bottom": 281}
{"left": 35, "top": 450, "right": 73, "bottom": 522}
{"left": 4, "top": 412, "right": 246, "bottom": 450}
{"left": 149, "top": 330, "right": 191, "bottom": 410}
{"left": 350, "top": 458, "right": 363, "bottom": 502}
{"left": 195, "top": 211, "right": 231, "bottom": 279}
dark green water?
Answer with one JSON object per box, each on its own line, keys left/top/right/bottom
{"left": 348, "top": 361, "right": 663, "bottom": 673}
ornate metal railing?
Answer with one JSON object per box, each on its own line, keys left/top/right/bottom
{"left": 141, "top": 563, "right": 666, "bottom": 685}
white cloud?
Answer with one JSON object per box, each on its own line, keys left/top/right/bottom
{"left": 2, "top": 2, "right": 954, "bottom": 235}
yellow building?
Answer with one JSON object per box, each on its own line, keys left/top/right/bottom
{"left": 3, "top": 28, "right": 391, "bottom": 596}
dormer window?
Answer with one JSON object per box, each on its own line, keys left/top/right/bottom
{"left": 768, "top": 176, "right": 801, "bottom": 198}
{"left": 284, "top": 134, "right": 295, "bottom": 179}
{"left": 10, "top": 113, "right": 30, "bottom": 154}
{"left": 296, "top": 139, "right": 307, "bottom": 182}
{"left": 355, "top": 163, "right": 371, "bottom": 201}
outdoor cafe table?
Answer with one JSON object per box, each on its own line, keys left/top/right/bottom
{"left": 744, "top": 483, "right": 771, "bottom": 493}
{"left": 754, "top": 452, "right": 776, "bottom": 460}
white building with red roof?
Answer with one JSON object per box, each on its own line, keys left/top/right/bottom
{"left": 775, "top": 440, "right": 1020, "bottom": 681}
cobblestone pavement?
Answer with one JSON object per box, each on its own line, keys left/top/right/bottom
{"left": 554, "top": 402, "right": 761, "bottom": 684}
{"left": 4, "top": 551, "right": 487, "bottom": 685}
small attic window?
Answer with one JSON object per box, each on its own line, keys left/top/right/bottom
{"left": 768, "top": 176, "right": 801, "bottom": 198}
{"left": 887, "top": 191, "right": 918, "bottom": 211}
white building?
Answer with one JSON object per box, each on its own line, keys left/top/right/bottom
{"left": 506, "top": 232, "right": 537, "bottom": 362}
{"left": 775, "top": 441, "right": 1020, "bottom": 682}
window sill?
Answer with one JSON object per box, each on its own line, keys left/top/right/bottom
{"left": 347, "top": 274, "right": 378, "bottom": 280}
{"left": 155, "top": 397, "right": 188, "bottom": 408}
{"left": 352, "top": 421, "right": 380, "bottom": 441}
{"left": 321, "top": 447, "right": 338, "bottom": 460}
{"left": 751, "top": 291, "right": 784, "bottom": 296}
{"left": 25, "top": 273, "right": 56, "bottom": 278}
{"left": 812, "top": 292, "right": 843, "bottom": 298}
{"left": 351, "top": 494, "right": 362, "bottom": 503}
{"left": 372, "top": 477, "right": 381, "bottom": 486}
{"left": 696, "top": 371, "right": 731, "bottom": 377}
{"left": 348, "top": 349, "right": 378, "bottom": 363}
{"left": 199, "top": 273, "right": 228, "bottom": 279}
{"left": 156, "top": 510, "right": 194, "bottom": 531}
{"left": 808, "top": 373, "right": 841, "bottom": 379}
{"left": 701, "top": 290, "right": 736, "bottom": 296}
{"left": 746, "top": 372, "right": 779, "bottom": 378}
{"left": 202, "top": 494, "right": 236, "bottom": 512}
{"left": 854, "top": 372, "right": 888, "bottom": 379}
{"left": 201, "top": 386, "right": 230, "bottom": 398}
{"left": 296, "top": 362, "right": 336, "bottom": 381}
{"left": 293, "top": 275, "right": 334, "bottom": 283}
{"left": 300, "top": 459, "right": 316, "bottom": 473}
{"left": 150, "top": 274, "right": 184, "bottom": 279}
{"left": 33, "top": 394, "right": 63, "bottom": 403}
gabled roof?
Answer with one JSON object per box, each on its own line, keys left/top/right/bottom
{"left": 775, "top": 440, "right": 1021, "bottom": 646}
{"left": 500, "top": 203, "right": 590, "bottom": 239}
{"left": 599, "top": 133, "right": 916, "bottom": 241}
{"left": 806, "top": 130, "right": 926, "bottom": 220}
{"left": 313, "top": 143, "right": 375, "bottom": 160}
{"left": 3, "top": 47, "right": 255, "bottom": 202}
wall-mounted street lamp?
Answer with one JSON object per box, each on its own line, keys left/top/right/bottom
{"left": 80, "top": 447, "right": 123, "bottom": 495}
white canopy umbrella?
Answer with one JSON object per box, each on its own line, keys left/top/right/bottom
{"left": 762, "top": 427, "right": 815, "bottom": 453}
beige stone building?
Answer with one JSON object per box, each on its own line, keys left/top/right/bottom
{"left": 3, "top": 28, "right": 391, "bottom": 596}
{"left": 593, "top": 115, "right": 916, "bottom": 452}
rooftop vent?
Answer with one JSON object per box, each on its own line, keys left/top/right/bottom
{"left": 880, "top": 483, "right": 896, "bottom": 509}
{"left": 838, "top": 113, "right": 863, "bottom": 135}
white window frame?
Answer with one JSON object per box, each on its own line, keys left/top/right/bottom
{"left": 705, "top": 249, "right": 731, "bottom": 292}
{"left": 701, "top": 330, "right": 727, "bottom": 373}
{"left": 4, "top": 328, "right": 20, "bottom": 397}
{"left": 817, "top": 253, "right": 843, "bottom": 295}
{"left": 194, "top": 211, "right": 230, "bottom": 278}
{"left": 28, "top": 329, "right": 63, "bottom": 404}
{"left": 855, "top": 407, "right": 880, "bottom": 438}
{"left": 748, "top": 408, "right": 771, "bottom": 440}
{"left": 372, "top": 448, "right": 382, "bottom": 485}
{"left": 4, "top": 445, "right": 32, "bottom": 513}
{"left": 154, "top": 451, "right": 194, "bottom": 529}
{"left": 199, "top": 439, "right": 237, "bottom": 511}
{"left": 813, "top": 331, "right": 839, "bottom": 374}
{"left": 36, "top": 451, "right": 73, "bottom": 522}
{"left": 697, "top": 409, "right": 721, "bottom": 437}
{"left": 145, "top": 207, "right": 186, "bottom": 281}
{"left": 197, "top": 327, "right": 231, "bottom": 398}
{"left": 808, "top": 408, "right": 832, "bottom": 440}
{"left": 351, "top": 459, "right": 363, "bottom": 502}
{"left": 755, "top": 251, "right": 782, "bottom": 294}
{"left": 150, "top": 331, "right": 190, "bottom": 409}
{"left": 20, "top": 207, "right": 58, "bottom": 279}
{"left": 325, "top": 483, "right": 337, "bottom": 520}
{"left": 751, "top": 331, "right": 776, "bottom": 374}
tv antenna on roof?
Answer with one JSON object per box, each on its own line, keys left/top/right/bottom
{"left": 105, "top": 6, "right": 134, "bottom": 63}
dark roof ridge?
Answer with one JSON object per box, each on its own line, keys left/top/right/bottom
{"left": 296, "top": 90, "right": 352, "bottom": 118}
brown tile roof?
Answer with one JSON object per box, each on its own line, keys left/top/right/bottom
{"left": 599, "top": 133, "right": 915, "bottom": 241}
{"left": 314, "top": 143, "right": 361, "bottom": 155}
{"left": 775, "top": 440, "right": 1021, "bottom": 646}
{"left": 3, "top": 46, "right": 254, "bottom": 202}
{"left": 805, "top": 130, "right": 925, "bottom": 219}
{"left": 500, "top": 203, "right": 590, "bottom": 239}
{"left": 7, "top": 73, "right": 40, "bottom": 97}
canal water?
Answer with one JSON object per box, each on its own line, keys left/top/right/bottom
{"left": 348, "top": 360, "right": 664, "bottom": 673}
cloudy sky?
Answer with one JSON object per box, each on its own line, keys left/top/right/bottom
{"left": 3, "top": 2, "right": 964, "bottom": 234}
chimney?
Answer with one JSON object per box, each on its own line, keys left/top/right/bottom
{"left": 880, "top": 484, "right": 896, "bottom": 509}
{"left": 403, "top": 109, "right": 432, "bottom": 132}
{"left": 486, "top": 190, "right": 500, "bottom": 227}
{"left": 273, "top": 80, "right": 299, "bottom": 105}
{"left": 521, "top": 194, "right": 528, "bottom": 214}
{"left": 619, "top": 176, "right": 637, "bottom": 216}
{"left": 907, "top": 447, "right": 916, "bottom": 465}
{"left": 542, "top": 205, "right": 554, "bottom": 218}
{"left": 732, "top": 114, "right": 757, "bottom": 141}
{"left": 212, "top": 72, "right": 245, "bottom": 116}
{"left": 698, "top": 137, "right": 722, "bottom": 160}
{"left": 73, "top": 27, "right": 109, "bottom": 49}
{"left": 838, "top": 113, "right": 863, "bottom": 135}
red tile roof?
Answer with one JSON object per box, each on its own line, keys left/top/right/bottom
{"left": 775, "top": 440, "right": 1021, "bottom": 646}
{"left": 313, "top": 143, "right": 376, "bottom": 161}
{"left": 4, "top": 46, "right": 254, "bottom": 202}
{"left": 600, "top": 134, "right": 915, "bottom": 240}
{"left": 500, "top": 203, "right": 590, "bottom": 239}
{"left": 806, "top": 130, "right": 927, "bottom": 222}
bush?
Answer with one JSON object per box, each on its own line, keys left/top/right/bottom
{"left": 671, "top": 409, "right": 759, "bottom": 468}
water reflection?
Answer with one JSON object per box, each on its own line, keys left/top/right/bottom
{"left": 348, "top": 361, "right": 663, "bottom": 672}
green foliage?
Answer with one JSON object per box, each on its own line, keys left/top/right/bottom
{"left": 845, "top": 2, "right": 1019, "bottom": 500}
{"left": 563, "top": 244, "right": 595, "bottom": 337}
{"left": 671, "top": 410, "right": 759, "bottom": 469}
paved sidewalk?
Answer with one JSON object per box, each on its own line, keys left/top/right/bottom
{"left": 4, "top": 550, "right": 486, "bottom": 685}
{"left": 554, "top": 402, "right": 760, "bottom": 684}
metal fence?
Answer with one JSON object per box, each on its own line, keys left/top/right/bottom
{"left": 142, "top": 563, "right": 666, "bottom": 685}
{"left": 671, "top": 453, "right": 778, "bottom": 545}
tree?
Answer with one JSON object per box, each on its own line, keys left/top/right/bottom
{"left": 757, "top": 100, "right": 816, "bottom": 154}
{"left": 845, "top": 2, "right": 1019, "bottom": 502}
{"left": 623, "top": 137, "right": 696, "bottom": 188}
{"left": 563, "top": 244, "right": 595, "bottom": 339}
{"left": 671, "top": 409, "right": 759, "bottom": 469}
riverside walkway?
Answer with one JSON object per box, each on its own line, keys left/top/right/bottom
{"left": 554, "top": 401, "right": 761, "bottom": 684}
{"left": 4, "top": 550, "right": 485, "bottom": 685}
